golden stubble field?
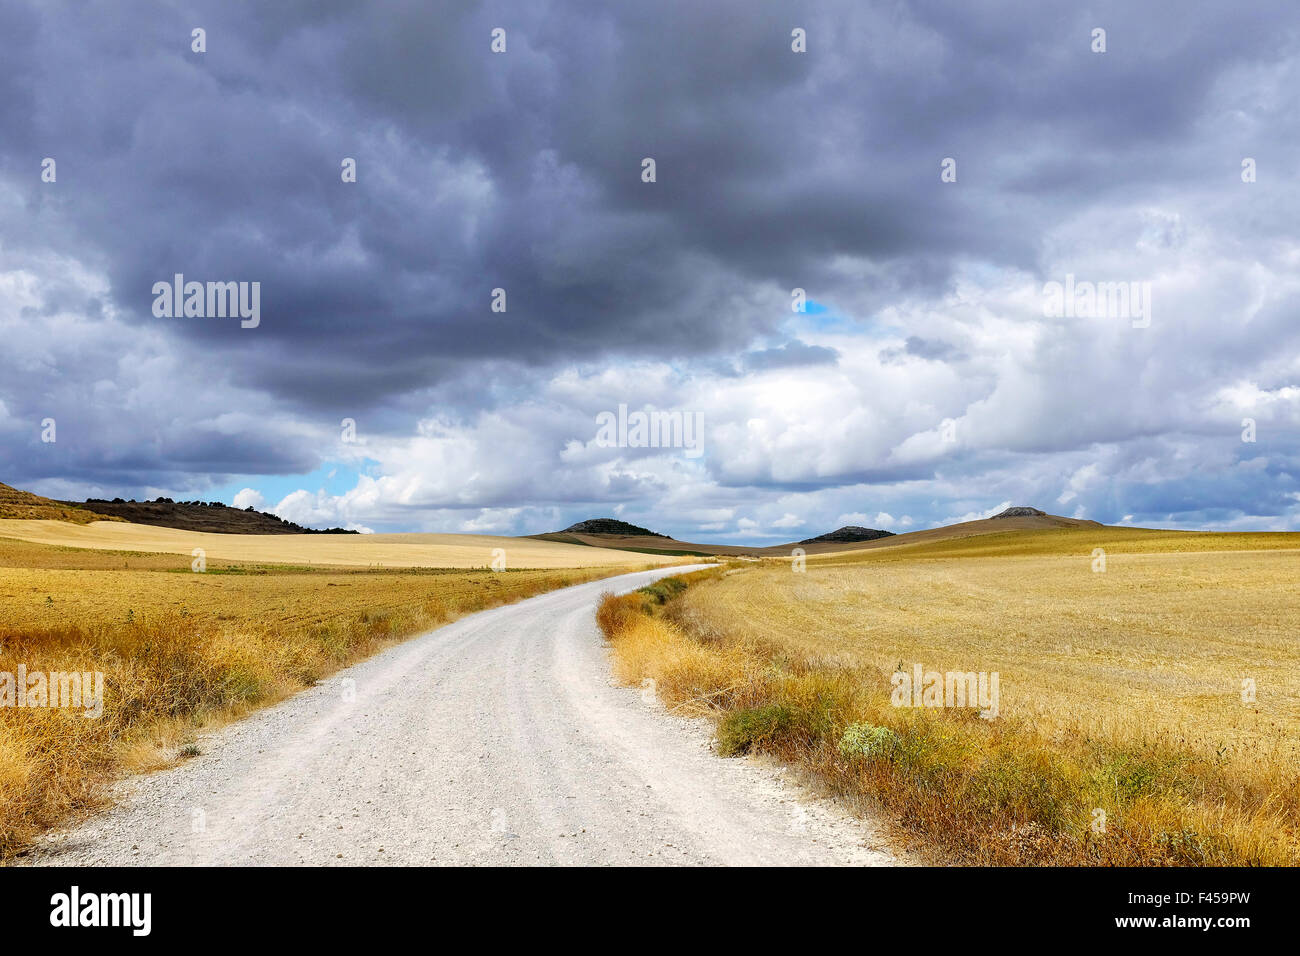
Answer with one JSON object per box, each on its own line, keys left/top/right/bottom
{"left": 0, "top": 539, "right": 626, "bottom": 632}
{"left": 685, "top": 548, "right": 1300, "bottom": 756}
{"left": 0, "top": 528, "right": 664, "bottom": 860}
{"left": 0, "top": 519, "right": 675, "bottom": 569}
{"left": 598, "top": 527, "right": 1300, "bottom": 864}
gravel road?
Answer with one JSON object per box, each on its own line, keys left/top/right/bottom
{"left": 27, "top": 565, "right": 900, "bottom": 866}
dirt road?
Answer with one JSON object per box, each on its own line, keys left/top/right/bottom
{"left": 29, "top": 566, "right": 899, "bottom": 866}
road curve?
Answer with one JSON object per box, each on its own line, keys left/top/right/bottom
{"left": 28, "top": 566, "right": 899, "bottom": 866}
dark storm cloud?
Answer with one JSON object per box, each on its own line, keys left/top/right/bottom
{"left": 8, "top": 1, "right": 1288, "bottom": 395}
{"left": 1, "top": 0, "right": 1297, "bottom": 530}
{"left": 883, "top": 336, "right": 966, "bottom": 363}
{"left": 741, "top": 340, "right": 839, "bottom": 371}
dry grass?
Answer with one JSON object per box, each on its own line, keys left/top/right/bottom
{"left": 702, "top": 549, "right": 1300, "bottom": 756}
{"left": 0, "top": 563, "right": 615, "bottom": 633}
{"left": 0, "top": 534, "right": 654, "bottom": 860}
{"left": 596, "top": 528, "right": 1300, "bottom": 865}
{"left": 817, "top": 523, "right": 1300, "bottom": 562}
{"left": 0, "top": 518, "right": 677, "bottom": 569}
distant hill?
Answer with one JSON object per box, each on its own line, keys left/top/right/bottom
{"left": 800, "top": 526, "right": 895, "bottom": 544}
{"left": 0, "top": 480, "right": 353, "bottom": 534}
{"left": 532, "top": 506, "right": 1105, "bottom": 559}
{"left": 991, "top": 506, "right": 1046, "bottom": 518}
{"left": 798, "top": 509, "right": 1103, "bottom": 556}
{"left": 62, "top": 497, "right": 359, "bottom": 535}
{"left": 561, "top": 518, "right": 667, "bottom": 537}
{"left": 0, "top": 482, "right": 112, "bottom": 524}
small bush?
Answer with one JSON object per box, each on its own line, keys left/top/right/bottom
{"left": 838, "top": 722, "right": 900, "bottom": 762}
{"left": 595, "top": 593, "right": 642, "bottom": 638}
{"left": 717, "top": 705, "right": 797, "bottom": 756}
{"left": 636, "top": 576, "right": 687, "bottom": 610}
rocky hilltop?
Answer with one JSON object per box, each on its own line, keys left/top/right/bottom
{"left": 561, "top": 518, "right": 668, "bottom": 537}
{"left": 991, "top": 506, "right": 1046, "bottom": 518}
{"left": 799, "top": 526, "right": 895, "bottom": 544}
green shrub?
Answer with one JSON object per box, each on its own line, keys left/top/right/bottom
{"left": 717, "top": 704, "right": 799, "bottom": 756}
{"left": 636, "top": 576, "right": 687, "bottom": 610}
{"left": 838, "top": 722, "right": 901, "bottom": 761}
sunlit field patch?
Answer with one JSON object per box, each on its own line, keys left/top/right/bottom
{"left": 597, "top": 529, "right": 1300, "bottom": 865}
{"left": 0, "top": 518, "right": 676, "bottom": 569}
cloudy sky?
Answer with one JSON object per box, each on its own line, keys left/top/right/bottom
{"left": 2, "top": 0, "right": 1297, "bottom": 538}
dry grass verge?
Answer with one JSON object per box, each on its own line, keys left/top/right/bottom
{"left": 596, "top": 566, "right": 1300, "bottom": 866}
{"left": 0, "top": 553, "right": 647, "bottom": 860}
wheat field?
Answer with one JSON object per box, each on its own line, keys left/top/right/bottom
{"left": 0, "top": 518, "right": 673, "bottom": 569}
{"left": 0, "top": 530, "right": 660, "bottom": 859}
{"left": 599, "top": 528, "right": 1300, "bottom": 864}
{"left": 688, "top": 548, "right": 1300, "bottom": 754}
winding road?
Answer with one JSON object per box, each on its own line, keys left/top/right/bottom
{"left": 29, "top": 566, "right": 899, "bottom": 866}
